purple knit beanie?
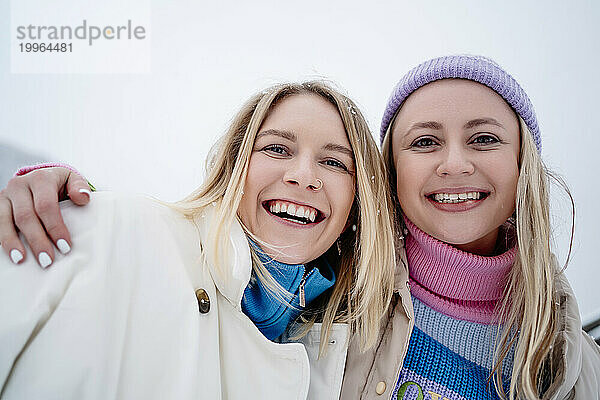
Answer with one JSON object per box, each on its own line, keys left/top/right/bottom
{"left": 380, "top": 55, "right": 541, "bottom": 154}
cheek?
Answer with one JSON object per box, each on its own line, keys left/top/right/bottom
{"left": 491, "top": 155, "right": 519, "bottom": 189}
{"left": 330, "top": 177, "right": 355, "bottom": 223}
{"left": 244, "top": 156, "right": 282, "bottom": 191}
{"left": 244, "top": 157, "right": 265, "bottom": 187}
{"left": 485, "top": 155, "right": 519, "bottom": 212}
{"left": 237, "top": 157, "right": 273, "bottom": 224}
{"left": 396, "top": 169, "right": 411, "bottom": 200}
{"left": 237, "top": 191, "right": 253, "bottom": 228}
{"left": 500, "top": 167, "right": 519, "bottom": 207}
{"left": 394, "top": 156, "right": 423, "bottom": 206}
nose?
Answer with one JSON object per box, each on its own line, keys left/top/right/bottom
{"left": 436, "top": 144, "right": 475, "bottom": 177}
{"left": 283, "top": 154, "right": 321, "bottom": 191}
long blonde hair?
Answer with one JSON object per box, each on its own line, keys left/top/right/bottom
{"left": 383, "top": 115, "right": 571, "bottom": 399}
{"left": 172, "top": 81, "right": 396, "bottom": 354}
{"left": 492, "top": 118, "right": 572, "bottom": 400}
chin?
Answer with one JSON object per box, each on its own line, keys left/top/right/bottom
{"left": 426, "top": 223, "right": 489, "bottom": 247}
{"left": 258, "top": 242, "right": 314, "bottom": 265}
{"left": 439, "top": 234, "right": 482, "bottom": 247}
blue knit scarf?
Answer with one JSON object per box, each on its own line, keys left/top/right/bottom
{"left": 241, "top": 241, "right": 336, "bottom": 340}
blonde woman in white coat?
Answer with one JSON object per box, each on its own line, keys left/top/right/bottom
{"left": 0, "top": 82, "right": 397, "bottom": 399}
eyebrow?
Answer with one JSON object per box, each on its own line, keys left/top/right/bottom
{"left": 463, "top": 118, "right": 504, "bottom": 130}
{"left": 256, "top": 129, "right": 296, "bottom": 141}
{"left": 403, "top": 118, "right": 505, "bottom": 138}
{"left": 403, "top": 121, "right": 443, "bottom": 138}
{"left": 256, "top": 128, "right": 353, "bottom": 158}
{"left": 323, "top": 143, "right": 353, "bottom": 158}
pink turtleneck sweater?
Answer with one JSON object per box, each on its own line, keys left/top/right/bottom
{"left": 391, "top": 218, "right": 518, "bottom": 399}
{"left": 404, "top": 217, "right": 517, "bottom": 324}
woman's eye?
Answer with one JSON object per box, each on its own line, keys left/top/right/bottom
{"left": 411, "top": 137, "right": 437, "bottom": 148}
{"left": 471, "top": 135, "right": 499, "bottom": 145}
{"left": 322, "top": 159, "right": 348, "bottom": 171}
{"left": 262, "top": 145, "right": 289, "bottom": 156}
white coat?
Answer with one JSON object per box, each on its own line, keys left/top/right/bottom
{"left": 0, "top": 192, "right": 349, "bottom": 400}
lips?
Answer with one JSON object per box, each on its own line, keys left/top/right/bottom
{"left": 262, "top": 199, "right": 325, "bottom": 225}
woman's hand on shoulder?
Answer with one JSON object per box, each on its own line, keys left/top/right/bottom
{"left": 0, "top": 167, "right": 91, "bottom": 268}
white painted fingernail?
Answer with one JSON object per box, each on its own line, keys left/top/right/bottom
{"left": 38, "top": 252, "right": 52, "bottom": 269}
{"left": 10, "top": 249, "right": 23, "bottom": 264}
{"left": 56, "top": 239, "right": 71, "bottom": 254}
{"left": 79, "top": 189, "right": 91, "bottom": 197}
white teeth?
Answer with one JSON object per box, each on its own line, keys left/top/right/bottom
{"left": 281, "top": 217, "right": 308, "bottom": 224}
{"left": 287, "top": 204, "right": 296, "bottom": 215}
{"left": 268, "top": 201, "right": 319, "bottom": 224}
{"left": 304, "top": 208, "right": 311, "bottom": 219}
{"left": 432, "top": 191, "right": 483, "bottom": 203}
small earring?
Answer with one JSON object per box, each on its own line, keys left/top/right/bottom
{"left": 337, "top": 239, "right": 342, "bottom": 256}
{"left": 352, "top": 224, "right": 357, "bottom": 232}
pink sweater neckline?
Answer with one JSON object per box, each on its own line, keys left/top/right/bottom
{"left": 404, "top": 218, "right": 517, "bottom": 324}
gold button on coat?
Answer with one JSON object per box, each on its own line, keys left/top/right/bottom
{"left": 195, "top": 288, "right": 210, "bottom": 314}
{"left": 375, "top": 381, "right": 386, "bottom": 395}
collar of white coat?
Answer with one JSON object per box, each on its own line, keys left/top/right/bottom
{"left": 193, "top": 205, "right": 252, "bottom": 311}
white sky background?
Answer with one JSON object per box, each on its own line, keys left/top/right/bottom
{"left": 1, "top": 0, "right": 599, "bottom": 323}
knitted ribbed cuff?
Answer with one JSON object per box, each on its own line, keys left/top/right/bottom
{"left": 14, "top": 163, "right": 96, "bottom": 192}
{"left": 15, "top": 162, "right": 80, "bottom": 177}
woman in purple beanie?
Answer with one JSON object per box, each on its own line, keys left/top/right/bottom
{"left": 1, "top": 56, "right": 600, "bottom": 400}
{"left": 360, "top": 55, "right": 599, "bottom": 399}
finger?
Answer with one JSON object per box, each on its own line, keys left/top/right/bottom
{"left": 30, "top": 178, "right": 72, "bottom": 256}
{"left": 0, "top": 194, "right": 26, "bottom": 264}
{"left": 9, "top": 186, "right": 56, "bottom": 268}
{"left": 65, "top": 172, "right": 92, "bottom": 206}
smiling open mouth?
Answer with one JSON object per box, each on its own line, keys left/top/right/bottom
{"left": 427, "top": 191, "right": 490, "bottom": 204}
{"left": 262, "top": 200, "right": 324, "bottom": 225}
